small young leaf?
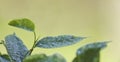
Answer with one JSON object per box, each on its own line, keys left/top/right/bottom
{"left": 0, "top": 54, "right": 10, "bottom": 62}
{"left": 36, "top": 35, "right": 86, "bottom": 48}
{"left": 5, "top": 33, "right": 28, "bottom": 62}
{"left": 23, "top": 53, "right": 66, "bottom": 62}
{"left": 72, "top": 41, "right": 109, "bottom": 62}
{"left": 8, "top": 18, "right": 35, "bottom": 31}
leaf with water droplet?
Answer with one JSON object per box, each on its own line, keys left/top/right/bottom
{"left": 36, "top": 35, "right": 86, "bottom": 48}
{"left": 72, "top": 41, "right": 109, "bottom": 62}
{"left": 23, "top": 53, "right": 66, "bottom": 62}
{"left": 8, "top": 18, "right": 35, "bottom": 32}
{"left": 5, "top": 33, "right": 28, "bottom": 62}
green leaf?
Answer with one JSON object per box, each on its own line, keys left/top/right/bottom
{"left": 8, "top": 18, "right": 35, "bottom": 31}
{"left": 72, "top": 41, "right": 109, "bottom": 62}
{"left": 47, "top": 53, "right": 66, "bottom": 62}
{"left": 5, "top": 33, "right": 28, "bottom": 62}
{"left": 36, "top": 35, "right": 86, "bottom": 48}
{"left": 23, "top": 53, "right": 66, "bottom": 62}
{"left": 0, "top": 54, "right": 10, "bottom": 62}
{"left": 23, "top": 54, "right": 47, "bottom": 62}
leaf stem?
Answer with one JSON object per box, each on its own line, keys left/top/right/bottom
{"left": 28, "top": 31, "right": 38, "bottom": 55}
{"left": 34, "top": 31, "right": 37, "bottom": 43}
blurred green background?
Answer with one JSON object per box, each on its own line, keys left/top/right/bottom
{"left": 0, "top": 0, "right": 120, "bottom": 62}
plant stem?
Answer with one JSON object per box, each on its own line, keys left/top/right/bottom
{"left": 28, "top": 31, "right": 38, "bottom": 55}
{"left": 33, "top": 31, "right": 37, "bottom": 43}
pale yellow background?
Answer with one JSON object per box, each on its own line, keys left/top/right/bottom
{"left": 0, "top": 0, "right": 120, "bottom": 62}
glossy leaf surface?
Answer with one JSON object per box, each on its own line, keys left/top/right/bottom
{"left": 5, "top": 34, "right": 28, "bottom": 62}
{"left": 36, "top": 35, "right": 85, "bottom": 48}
